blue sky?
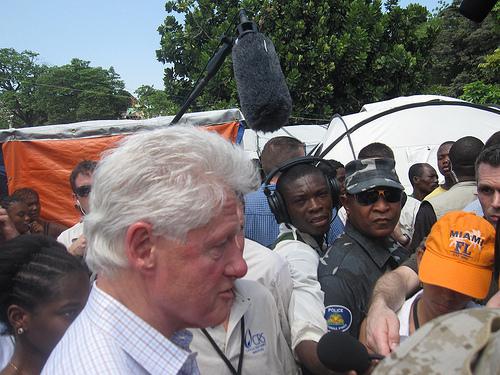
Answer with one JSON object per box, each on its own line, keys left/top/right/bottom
{"left": 1, "top": 0, "right": 446, "bottom": 95}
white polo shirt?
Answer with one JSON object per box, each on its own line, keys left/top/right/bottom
{"left": 190, "top": 279, "right": 299, "bottom": 375}
{"left": 243, "top": 238, "right": 293, "bottom": 347}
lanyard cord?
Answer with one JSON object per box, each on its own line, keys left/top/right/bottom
{"left": 201, "top": 316, "right": 245, "bottom": 375}
{"left": 412, "top": 295, "right": 421, "bottom": 331}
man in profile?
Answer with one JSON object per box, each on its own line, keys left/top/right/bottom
{"left": 410, "top": 136, "right": 483, "bottom": 250}
{"left": 42, "top": 126, "right": 260, "bottom": 374}
{"left": 425, "top": 141, "right": 455, "bottom": 199}
{"left": 57, "top": 160, "right": 96, "bottom": 257}
{"left": 407, "top": 163, "right": 438, "bottom": 201}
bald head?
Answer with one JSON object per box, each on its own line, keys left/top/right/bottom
{"left": 260, "top": 136, "right": 305, "bottom": 175}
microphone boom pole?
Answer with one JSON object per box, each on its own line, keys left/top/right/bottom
{"left": 170, "top": 35, "right": 234, "bottom": 124}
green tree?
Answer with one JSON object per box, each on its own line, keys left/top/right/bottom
{"left": 426, "top": 1, "right": 499, "bottom": 98}
{"left": 157, "top": 0, "right": 437, "bottom": 121}
{"left": 0, "top": 49, "right": 133, "bottom": 127}
{"left": 134, "top": 85, "right": 179, "bottom": 118}
{"left": 35, "top": 59, "right": 131, "bottom": 124}
{"left": 0, "top": 48, "right": 47, "bottom": 127}
{"left": 459, "top": 48, "right": 500, "bottom": 104}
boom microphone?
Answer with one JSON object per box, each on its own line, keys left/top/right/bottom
{"left": 459, "top": 0, "right": 497, "bottom": 23}
{"left": 232, "top": 10, "right": 292, "bottom": 133}
{"left": 317, "top": 332, "right": 384, "bottom": 373}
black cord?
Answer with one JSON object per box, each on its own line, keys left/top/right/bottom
{"left": 201, "top": 316, "right": 245, "bottom": 375}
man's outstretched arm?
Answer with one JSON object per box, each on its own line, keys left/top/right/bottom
{"left": 363, "top": 265, "right": 419, "bottom": 356}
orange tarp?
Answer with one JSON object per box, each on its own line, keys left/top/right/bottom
{"left": 4, "top": 122, "right": 240, "bottom": 226}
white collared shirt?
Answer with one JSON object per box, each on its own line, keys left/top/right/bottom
{"left": 243, "top": 238, "right": 293, "bottom": 347}
{"left": 42, "top": 284, "right": 199, "bottom": 375}
{"left": 190, "top": 279, "right": 299, "bottom": 375}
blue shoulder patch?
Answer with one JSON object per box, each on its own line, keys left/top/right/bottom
{"left": 324, "top": 305, "right": 352, "bottom": 332}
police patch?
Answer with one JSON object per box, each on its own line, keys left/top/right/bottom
{"left": 324, "top": 305, "right": 352, "bottom": 332}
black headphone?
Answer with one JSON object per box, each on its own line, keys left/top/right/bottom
{"left": 263, "top": 156, "right": 341, "bottom": 224}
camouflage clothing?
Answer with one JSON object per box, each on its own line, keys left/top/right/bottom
{"left": 344, "top": 158, "right": 403, "bottom": 194}
{"left": 373, "top": 307, "right": 500, "bottom": 375}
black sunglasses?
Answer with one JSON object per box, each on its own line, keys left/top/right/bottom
{"left": 74, "top": 185, "right": 91, "bottom": 198}
{"left": 354, "top": 188, "right": 402, "bottom": 206}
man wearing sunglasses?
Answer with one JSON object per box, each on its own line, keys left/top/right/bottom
{"left": 57, "top": 160, "right": 96, "bottom": 256}
{"left": 318, "top": 158, "right": 409, "bottom": 339}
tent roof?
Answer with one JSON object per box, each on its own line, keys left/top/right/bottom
{"left": 319, "top": 95, "right": 500, "bottom": 191}
{"left": 243, "top": 124, "right": 328, "bottom": 159}
{"left": 0, "top": 108, "right": 244, "bottom": 142}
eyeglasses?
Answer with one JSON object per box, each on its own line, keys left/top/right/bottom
{"left": 74, "top": 185, "right": 91, "bottom": 198}
{"left": 353, "top": 188, "right": 402, "bottom": 206}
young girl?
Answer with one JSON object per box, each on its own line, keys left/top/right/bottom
{"left": 0, "top": 235, "right": 90, "bottom": 374}
{"left": 2, "top": 197, "right": 30, "bottom": 235}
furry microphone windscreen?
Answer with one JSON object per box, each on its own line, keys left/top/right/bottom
{"left": 232, "top": 32, "right": 292, "bottom": 133}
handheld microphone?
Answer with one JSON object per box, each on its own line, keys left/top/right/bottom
{"left": 317, "top": 332, "right": 384, "bottom": 374}
{"left": 232, "top": 10, "right": 292, "bottom": 133}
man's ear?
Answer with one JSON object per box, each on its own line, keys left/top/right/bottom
{"left": 8, "top": 304, "right": 30, "bottom": 335}
{"left": 125, "top": 222, "right": 156, "bottom": 271}
{"left": 416, "top": 238, "right": 427, "bottom": 268}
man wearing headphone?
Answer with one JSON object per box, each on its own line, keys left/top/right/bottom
{"left": 265, "top": 157, "right": 339, "bottom": 374}
{"left": 57, "top": 160, "right": 96, "bottom": 256}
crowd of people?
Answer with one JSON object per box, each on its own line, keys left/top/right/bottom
{"left": 0, "top": 126, "right": 498, "bottom": 374}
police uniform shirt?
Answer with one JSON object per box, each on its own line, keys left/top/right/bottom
{"left": 318, "top": 222, "right": 409, "bottom": 338}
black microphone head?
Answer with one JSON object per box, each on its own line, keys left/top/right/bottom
{"left": 317, "top": 332, "right": 371, "bottom": 373}
{"left": 459, "top": 0, "right": 497, "bottom": 23}
{"left": 232, "top": 32, "right": 292, "bottom": 133}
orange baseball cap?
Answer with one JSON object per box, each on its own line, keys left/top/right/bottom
{"left": 419, "top": 211, "right": 496, "bottom": 299}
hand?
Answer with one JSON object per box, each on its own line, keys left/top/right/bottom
{"left": 30, "top": 221, "right": 44, "bottom": 234}
{"left": 390, "top": 224, "right": 409, "bottom": 247}
{"left": 0, "top": 208, "right": 19, "bottom": 241}
{"left": 68, "top": 235, "right": 87, "bottom": 257}
{"left": 364, "top": 300, "right": 400, "bottom": 356}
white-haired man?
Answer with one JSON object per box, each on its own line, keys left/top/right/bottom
{"left": 42, "top": 126, "right": 260, "bottom": 374}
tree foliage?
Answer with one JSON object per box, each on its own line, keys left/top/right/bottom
{"left": 426, "top": 0, "right": 499, "bottom": 98}
{"left": 157, "top": 0, "right": 438, "bottom": 121}
{"left": 35, "top": 59, "right": 131, "bottom": 124}
{"left": 459, "top": 48, "right": 500, "bottom": 105}
{"left": 0, "top": 48, "right": 47, "bottom": 127}
{"left": 0, "top": 49, "right": 132, "bottom": 128}
{"left": 134, "top": 85, "right": 179, "bottom": 117}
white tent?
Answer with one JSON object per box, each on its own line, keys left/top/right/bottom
{"left": 317, "top": 95, "right": 500, "bottom": 192}
{"left": 242, "top": 124, "right": 328, "bottom": 159}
